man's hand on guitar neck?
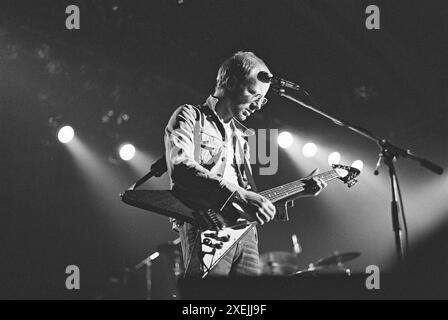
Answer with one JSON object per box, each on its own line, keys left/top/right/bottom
{"left": 298, "top": 168, "right": 327, "bottom": 198}
{"left": 233, "top": 189, "right": 277, "bottom": 225}
{"left": 227, "top": 168, "right": 326, "bottom": 225}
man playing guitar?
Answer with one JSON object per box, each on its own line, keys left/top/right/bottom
{"left": 164, "top": 51, "right": 326, "bottom": 277}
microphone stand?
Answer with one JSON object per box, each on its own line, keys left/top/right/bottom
{"left": 272, "top": 85, "right": 444, "bottom": 265}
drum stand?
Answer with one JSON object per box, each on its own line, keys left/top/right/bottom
{"left": 305, "top": 262, "right": 352, "bottom": 276}
{"left": 135, "top": 238, "right": 182, "bottom": 300}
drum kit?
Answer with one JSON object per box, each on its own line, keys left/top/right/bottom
{"left": 260, "top": 250, "right": 361, "bottom": 277}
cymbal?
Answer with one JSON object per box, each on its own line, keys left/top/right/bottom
{"left": 314, "top": 252, "right": 361, "bottom": 267}
{"left": 260, "top": 251, "right": 301, "bottom": 275}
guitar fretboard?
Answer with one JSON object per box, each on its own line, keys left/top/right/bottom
{"left": 259, "top": 170, "right": 340, "bottom": 203}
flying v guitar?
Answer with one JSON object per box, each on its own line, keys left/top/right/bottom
{"left": 121, "top": 164, "right": 360, "bottom": 278}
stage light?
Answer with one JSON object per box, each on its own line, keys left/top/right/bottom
{"left": 57, "top": 126, "right": 74, "bottom": 144}
{"left": 352, "top": 160, "right": 364, "bottom": 171}
{"left": 302, "top": 142, "right": 317, "bottom": 158}
{"left": 119, "top": 144, "right": 136, "bottom": 161}
{"left": 278, "top": 131, "right": 293, "bottom": 149}
{"left": 328, "top": 152, "right": 341, "bottom": 165}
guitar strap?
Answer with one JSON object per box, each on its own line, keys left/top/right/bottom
{"left": 130, "top": 156, "right": 257, "bottom": 193}
{"left": 130, "top": 133, "right": 258, "bottom": 193}
{"left": 241, "top": 146, "right": 258, "bottom": 192}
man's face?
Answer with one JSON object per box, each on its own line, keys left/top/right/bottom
{"left": 228, "top": 66, "right": 271, "bottom": 122}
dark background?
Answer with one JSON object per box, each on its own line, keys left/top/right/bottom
{"left": 1, "top": 0, "right": 447, "bottom": 299}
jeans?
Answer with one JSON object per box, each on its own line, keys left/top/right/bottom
{"left": 179, "top": 222, "right": 261, "bottom": 277}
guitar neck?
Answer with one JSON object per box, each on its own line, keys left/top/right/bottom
{"left": 259, "top": 169, "right": 340, "bottom": 203}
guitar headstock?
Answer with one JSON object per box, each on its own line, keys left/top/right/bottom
{"left": 332, "top": 164, "right": 360, "bottom": 187}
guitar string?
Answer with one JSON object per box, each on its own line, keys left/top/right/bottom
{"left": 208, "top": 172, "right": 340, "bottom": 226}
{"left": 259, "top": 172, "right": 339, "bottom": 202}
{"left": 264, "top": 172, "right": 337, "bottom": 198}
{"left": 259, "top": 171, "right": 337, "bottom": 196}
{"left": 204, "top": 172, "right": 343, "bottom": 265}
{"left": 262, "top": 171, "right": 338, "bottom": 195}
{"left": 260, "top": 174, "right": 340, "bottom": 203}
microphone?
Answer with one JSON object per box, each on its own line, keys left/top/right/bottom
{"left": 257, "top": 71, "right": 302, "bottom": 91}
